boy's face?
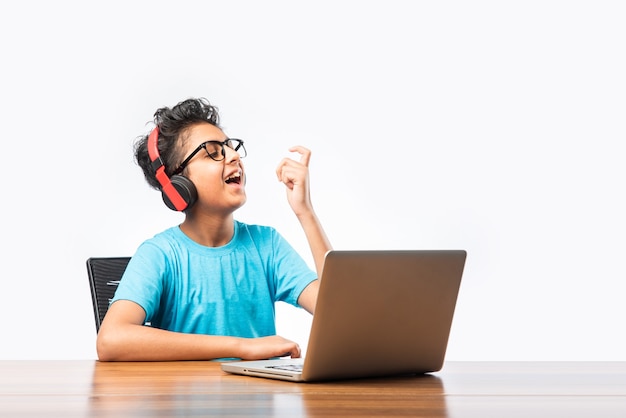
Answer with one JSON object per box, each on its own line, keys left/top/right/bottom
{"left": 181, "top": 122, "right": 246, "bottom": 213}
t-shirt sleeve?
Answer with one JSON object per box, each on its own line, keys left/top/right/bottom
{"left": 270, "top": 229, "right": 318, "bottom": 307}
{"left": 110, "top": 241, "right": 167, "bottom": 322}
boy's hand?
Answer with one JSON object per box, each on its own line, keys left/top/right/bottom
{"left": 276, "top": 146, "right": 313, "bottom": 217}
{"left": 238, "top": 335, "right": 302, "bottom": 360}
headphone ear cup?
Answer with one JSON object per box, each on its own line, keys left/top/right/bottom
{"left": 162, "top": 175, "right": 198, "bottom": 211}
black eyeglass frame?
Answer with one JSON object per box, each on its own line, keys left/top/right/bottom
{"left": 172, "top": 139, "right": 246, "bottom": 175}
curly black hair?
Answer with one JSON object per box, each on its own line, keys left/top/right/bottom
{"left": 134, "top": 97, "right": 221, "bottom": 190}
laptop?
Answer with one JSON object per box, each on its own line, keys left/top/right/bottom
{"left": 221, "top": 249, "right": 466, "bottom": 382}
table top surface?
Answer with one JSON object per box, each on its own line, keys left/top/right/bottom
{"left": 1, "top": 361, "right": 625, "bottom": 417}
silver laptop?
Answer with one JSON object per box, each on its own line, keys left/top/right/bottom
{"left": 221, "top": 250, "right": 466, "bottom": 382}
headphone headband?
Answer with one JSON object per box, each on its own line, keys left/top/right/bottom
{"left": 147, "top": 126, "right": 195, "bottom": 211}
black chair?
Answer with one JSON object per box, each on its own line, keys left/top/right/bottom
{"left": 86, "top": 257, "right": 131, "bottom": 332}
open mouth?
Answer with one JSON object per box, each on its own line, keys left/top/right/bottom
{"left": 225, "top": 172, "right": 242, "bottom": 185}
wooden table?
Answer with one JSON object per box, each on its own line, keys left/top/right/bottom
{"left": 1, "top": 361, "right": 625, "bottom": 417}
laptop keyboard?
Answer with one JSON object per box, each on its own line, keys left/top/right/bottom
{"left": 267, "top": 364, "right": 303, "bottom": 372}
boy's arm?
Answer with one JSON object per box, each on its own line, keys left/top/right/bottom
{"left": 276, "top": 146, "right": 333, "bottom": 279}
{"left": 96, "top": 300, "right": 301, "bottom": 361}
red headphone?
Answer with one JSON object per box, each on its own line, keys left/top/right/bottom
{"left": 147, "top": 126, "right": 198, "bottom": 211}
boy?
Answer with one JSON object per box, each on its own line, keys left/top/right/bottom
{"left": 96, "top": 97, "right": 332, "bottom": 361}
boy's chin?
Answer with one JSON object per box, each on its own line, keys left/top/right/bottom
{"left": 234, "top": 196, "right": 247, "bottom": 210}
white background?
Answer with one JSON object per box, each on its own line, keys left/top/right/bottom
{"left": 0, "top": 1, "right": 624, "bottom": 360}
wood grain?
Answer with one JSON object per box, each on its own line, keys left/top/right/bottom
{"left": 1, "top": 361, "right": 625, "bottom": 417}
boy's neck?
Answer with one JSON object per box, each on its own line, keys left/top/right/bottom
{"left": 179, "top": 213, "right": 235, "bottom": 247}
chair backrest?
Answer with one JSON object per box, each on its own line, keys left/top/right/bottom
{"left": 86, "top": 257, "right": 131, "bottom": 332}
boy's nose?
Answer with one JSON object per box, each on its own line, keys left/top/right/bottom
{"left": 224, "top": 145, "right": 241, "bottom": 162}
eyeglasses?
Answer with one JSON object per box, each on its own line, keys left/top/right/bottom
{"left": 172, "top": 139, "right": 246, "bottom": 175}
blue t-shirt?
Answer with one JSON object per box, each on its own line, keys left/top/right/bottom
{"left": 111, "top": 220, "right": 317, "bottom": 338}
